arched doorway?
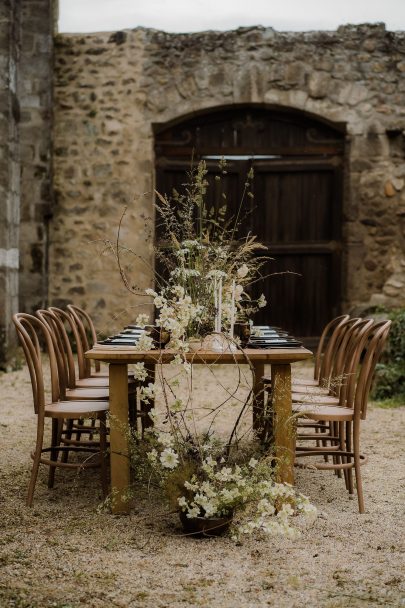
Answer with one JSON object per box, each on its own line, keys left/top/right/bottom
{"left": 154, "top": 104, "right": 346, "bottom": 343}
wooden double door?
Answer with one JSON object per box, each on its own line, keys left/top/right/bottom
{"left": 154, "top": 106, "right": 345, "bottom": 343}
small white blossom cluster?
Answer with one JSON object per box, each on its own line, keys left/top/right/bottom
{"left": 132, "top": 362, "right": 148, "bottom": 382}
{"left": 134, "top": 313, "right": 150, "bottom": 328}
{"left": 139, "top": 382, "right": 155, "bottom": 404}
{"left": 146, "top": 285, "right": 203, "bottom": 351}
{"left": 134, "top": 333, "right": 154, "bottom": 351}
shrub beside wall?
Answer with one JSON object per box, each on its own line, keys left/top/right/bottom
{"left": 372, "top": 308, "right": 405, "bottom": 401}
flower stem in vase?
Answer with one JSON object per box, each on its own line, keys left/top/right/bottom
{"left": 218, "top": 277, "right": 222, "bottom": 333}
{"left": 214, "top": 276, "right": 218, "bottom": 333}
{"left": 230, "top": 279, "right": 235, "bottom": 339}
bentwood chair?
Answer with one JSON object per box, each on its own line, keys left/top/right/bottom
{"left": 292, "top": 317, "right": 371, "bottom": 404}
{"left": 66, "top": 304, "right": 137, "bottom": 384}
{"left": 292, "top": 315, "right": 357, "bottom": 393}
{"left": 66, "top": 304, "right": 109, "bottom": 379}
{"left": 294, "top": 320, "right": 391, "bottom": 513}
{"left": 292, "top": 319, "right": 374, "bottom": 471}
{"left": 36, "top": 308, "right": 110, "bottom": 400}
{"left": 293, "top": 314, "right": 350, "bottom": 389}
{"left": 36, "top": 308, "right": 111, "bottom": 456}
{"left": 63, "top": 306, "right": 144, "bottom": 432}
{"left": 13, "top": 313, "right": 109, "bottom": 506}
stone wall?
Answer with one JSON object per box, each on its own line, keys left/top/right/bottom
{"left": 51, "top": 23, "right": 405, "bottom": 332}
{"left": 0, "top": 0, "right": 21, "bottom": 365}
{"left": 0, "top": 0, "right": 55, "bottom": 366}
{"left": 18, "top": 0, "right": 56, "bottom": 314}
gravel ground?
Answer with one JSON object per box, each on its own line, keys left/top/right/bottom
{"left": 0, "top": 360, "right": 404, "bottom": 608}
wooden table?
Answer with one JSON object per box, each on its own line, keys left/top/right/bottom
{"left": 86, "top": 346, "right": 312, "bottom": 514}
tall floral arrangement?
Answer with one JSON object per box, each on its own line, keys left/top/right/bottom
{"left": 143, "top": 160, "right": 269, "bottom": 344}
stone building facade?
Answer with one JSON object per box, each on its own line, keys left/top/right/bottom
{"left": 1, "top": 10, "right": 405, "bottom": 363}
{"left": 51, "top": 24, "right": 405, "bottom": 337}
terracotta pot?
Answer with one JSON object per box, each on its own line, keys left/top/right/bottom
{"left": 179, "top": 510, "right": 233, "bottom": 537}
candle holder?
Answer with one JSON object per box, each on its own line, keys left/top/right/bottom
{"left": 202, "top": 332, "right": 238, "bottom": 352}
{"left": 146, "top": 325, "right": 170, "bottom": 348}
{"left": 234, "top": 322, "right": 251, "bottom": 347}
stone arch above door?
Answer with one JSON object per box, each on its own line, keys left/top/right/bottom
{"left": 154, "top": 104, "right": 346, "bottom": 343}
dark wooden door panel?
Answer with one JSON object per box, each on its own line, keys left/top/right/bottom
{"left": 253, "top": 167, "right": 340, "bottom": 243}
{"left": 254, "top": 254, "right": 335, "bottom": 340}
{"left": 154, "top": 106, "right": 345, "bottom": 339}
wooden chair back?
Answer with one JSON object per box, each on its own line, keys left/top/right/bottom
{"left": 49, "top": 306, "right": 87, "bottom": 380}
{"left": 355, "top": 320, "right": 391, "bottom": 420}
{"left": 66, "top": 304, "right": 100, "bottom": 376}
{"left": 36, "top": 308, "right": 80, "bottom": 396}
{"left": 314, "top": 314, "right": 350, "bottom": 381}
{"left": 13, "top": 313, "right": 61, "bottom": 412}
{"left": 337, "top": 318, "right": 374, "bottom": 406}
{"left": 319, "top": 317, "right": 361, "bottom": 392}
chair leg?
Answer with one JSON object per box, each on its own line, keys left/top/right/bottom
{"left": 48, "top": 418, "right": 62, "bottom": 489}
{"left": 346, "top": 421, "right": 354, "bottom": 495}
{"left": 27, "top": 417, "right": 45, "bottom": 507}
{"left": 333, "top": 421, "right": 343, "bottom": 478}
{"left": 61, "top": 419, "right": 74, "bottom": 463}
{"left": 99, "top": 413, "right": 109, "bottom": 499}
{"left": 353, "top": 418, "right": 365, "bottom": 514}
{"left": 339, "top": 421, "right": 350, "bottom": 491}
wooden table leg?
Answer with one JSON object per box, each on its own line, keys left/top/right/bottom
{"left": 109, "top": 363, "right": 130, "bottom": 514}
{"left": 252, "top": 362, "right": 265, "bottom": 433}
{"left": 271, "top": 363, "right": 295, "bottom": 485}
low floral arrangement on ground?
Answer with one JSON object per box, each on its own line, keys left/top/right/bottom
{"left": 128, "top": 401, "right": 317, "bottom": 539}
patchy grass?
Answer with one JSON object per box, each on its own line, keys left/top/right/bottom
{"left": 372, "top": 397, "right": 405, "bottom": 409}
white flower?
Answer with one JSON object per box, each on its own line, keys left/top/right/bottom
{"left": 135, "top": 313, "right": 150, "bottom": 328}
{"left": 147, "top": 449, "right": 158, "bottom": 464}
{"left": 237, "top": 264, "right": 249, "bottom": 278}
{"left": 170, "top": 354, "right": 183, "bottom": 366}
{"left": 178, "top": 496, "right": 188, "bottom": 508}
{"left": 147, "top": 408, "right": 158, "bottom": 422}
{"left": 235, "top": 284, "right": 244, "bottom": 301}
{"left": 134, "top": 333, "right": 154, "bottom": 351}
{"left": 186, "top": 506, "right": 200, "bottom": 518}
{"left": 182, "top": 361, "right": 192, "bottom": 375}
{"left": 169, "top": 398, "right": 184, "bottom": 413}
{"left": 154, "top": 295, "right": 165, "bottom": 309}
{"left": 203, "top": 456, "right": 216, "bottom": 470}
{"left": 139, "top": 383, "right": 155, "bottom": 403}
{"left": 248, "top": 458, "right": 258, "bottom": 468}
{"left": 172, "top": 285, "right": 185, "bottom": 298}
{"left": 160, "top": 448, "right": 179, "bottom": 469}
{"left": 145, "top": 288, "right": 158, "bottom": 297}
{"left": 157, "top": 432, "right": 173, "bottom": 447}
{"left": 132, "top": 362, "right": 148, "bottom": 382}
{"left": 258, "top": 293, "right": 267, "bottom": 308}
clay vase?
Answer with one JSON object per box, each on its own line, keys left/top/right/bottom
{"left": 179, "top": 510, "right": 233, "bottom": 537}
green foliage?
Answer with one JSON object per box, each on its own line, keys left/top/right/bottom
{"left": 372, "top": 308, "right": 405, "bottom": 402}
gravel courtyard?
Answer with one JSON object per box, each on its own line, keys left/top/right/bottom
{"left": 0, "top": 360, "right": 404, "bottom": 608}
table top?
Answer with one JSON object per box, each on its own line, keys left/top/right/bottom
{"left": 85, "top": 345, "right": 313, "bottom": 365}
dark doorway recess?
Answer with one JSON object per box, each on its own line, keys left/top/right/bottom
{"left": 154, "top": 105, "right": 346, "bottom": 344}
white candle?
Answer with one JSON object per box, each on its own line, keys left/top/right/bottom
{"left": 230, "top": 279, "right": 235, "bottom": 339}
{"left": 218, "top": 277, "right": 222, "bottom": 333}
{"left": 214, "top": 277, "right": 218, "bottom": 332}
